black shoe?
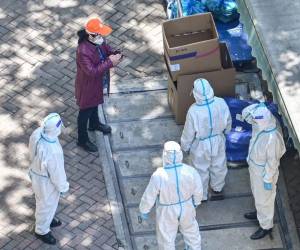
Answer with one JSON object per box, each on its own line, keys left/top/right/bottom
{"left": 77, "top": 141, "right": 98, "bottom": 152}
{"left": 88, "top": 123, "right": 111, "bottom": 134}
{"left": 35, "top": 231, "right": 56, "bottom": 245}
{"left": 210, "top": 190, "right": 224, "bottom": 201}
{"left": 250, "top": 227, "right": 272, "bottom": 240}
{"left": 50, "top": 218, "right": 62, "bottom": 228}
{"left": 244, "top": 211, "right": 257, "bottom": 220}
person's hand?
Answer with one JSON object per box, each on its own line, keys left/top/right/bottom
{"left": 264, "top": 182, "right": 272, "bottom": 190}
{"left": 109, "top": 53, "right": 122, "bottom": 66}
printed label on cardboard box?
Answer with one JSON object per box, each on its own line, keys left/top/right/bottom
{"left": 170, "top": 64, "right": 180, "bottom": 72}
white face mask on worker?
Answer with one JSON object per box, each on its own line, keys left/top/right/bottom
{"left": 88, "top": 34, "right": 104, "bottom": 45}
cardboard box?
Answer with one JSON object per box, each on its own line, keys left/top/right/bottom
{"left": 163, "top": 13, "right": 221, "bottom": 81}
{"left": 168, "top": 43, "right": 236, "bottom": 125}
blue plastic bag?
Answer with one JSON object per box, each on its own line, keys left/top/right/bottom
{"left": 206, "top": 0, "right": 239, "bottom": 23}
{"left": 182, "top": 0, "right": 207, "bottom": 16}
{"left": 167, "top": 0, "right": 207, "bottom": 19}
{"left": 167, "top": 0, "right": 178, "bottom": 19}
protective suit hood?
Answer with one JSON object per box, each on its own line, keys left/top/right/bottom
{"left": 41, "top": 113, "right": 63, "bottom": 141}
{"left": 139, "top": 141, "right": 203, "bottom": 249}
{"left": 162, "top": 141, "right": 183, "bottom": 167}
{"left": 193, "top": 78, "right": 214, "bottom": 104}
{"left": 245, "top": 104, "right": 276, "bottom": 131}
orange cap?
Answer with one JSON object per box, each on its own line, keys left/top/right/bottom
{"left": 85, "top": 18, "right": 112, "bottom": 36}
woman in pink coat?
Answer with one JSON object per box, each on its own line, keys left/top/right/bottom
{"left": 75, "top": 17, "right": 122, "bottom": 152}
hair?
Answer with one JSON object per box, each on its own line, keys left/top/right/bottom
{"left": 77, "top": 29, "right": 89, "bottom": 44}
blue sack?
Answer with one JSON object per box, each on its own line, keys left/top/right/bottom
{"left": 224, "top": 98, "right": 284, "bottom": 163}
{"left": 224, "top": 98, "right": 256, "bottom": 162}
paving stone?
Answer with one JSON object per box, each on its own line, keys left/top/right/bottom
{"left": 127, "top": 196, "right": 255, "bottom": 234}
{"left": 133, "top": 234, "right": 186, "bottom": 250}
{"left": 223, "top": 167, "right": 251, "bottom": 196}
{"left": 128, "top": 197, "right": 255, "bottom": 233}
{"left": 109, "top": 77, "right": 167, "bottom": 94}
{"left": 196, "top": 196, "right": 255, "bottom": 226}
{"left": 110, "top": 119, "right": 183, "bottom": 151}
{"left": 120, "top": 177, "right": 149, "bottom": 206}
{"left": 133, "top": 225, "right": 283, "bottom": 250}
{"left": 127, "top": 207, "right": 156, "bottom": 234}
{"left": 113, "top": 148, "right": 162, "bottom": 177}
{"left": 118, "top": 168, "right": 251, "bottom": 206}
{"left": 104, "top": 90, "right": 171, "bottom": 122}
{"left": 202, "top": 225, "right": 283, "bottom": 250}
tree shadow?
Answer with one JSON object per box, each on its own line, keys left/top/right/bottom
{"left": 0, "top": 0, "right": 167, "bottom": 248}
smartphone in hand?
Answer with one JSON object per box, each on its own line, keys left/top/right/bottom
{"left": 113, "top": 49, "right": 124, "bottom": 59}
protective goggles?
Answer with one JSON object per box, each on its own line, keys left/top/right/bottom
{"left": 56, "top": 119, "right": 62, "bottom": 127}
{"left": 43, "top": 113, "right": 64, "bottom": 129}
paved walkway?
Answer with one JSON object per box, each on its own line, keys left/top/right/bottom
{"left": 0, "top": 0, "right": 165, "bottom": 249}
{"left": 98, "top": 73, "right": 289, "bottom": 249}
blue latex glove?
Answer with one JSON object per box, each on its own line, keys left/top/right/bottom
{"left": 138, "top": 213, "right": 149, "bottom": 224}
{"left": 140, "top": 213, "right": 149, "bottom": 220}
{"left": 264, "top": 182, "right": 272, "bottom": 190}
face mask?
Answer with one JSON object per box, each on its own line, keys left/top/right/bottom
{"left": 88, "top": 34, "right": 104, "bottom": 45}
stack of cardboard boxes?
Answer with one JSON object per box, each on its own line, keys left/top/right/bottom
{"left": 163, "top": 13, "right": 236, "bottom": 124}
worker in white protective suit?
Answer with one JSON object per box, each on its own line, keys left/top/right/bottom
{"left": 181, "top": 78, "right": 232, "bottom": 201}
{"left": 242, "top": 103, "right": 286, "bottom": 240}
{"left": 28, "top": 113, "right": 69, "bottom": 245}
{"left": 139, "top": 141, "right": 203, "bottom": 250}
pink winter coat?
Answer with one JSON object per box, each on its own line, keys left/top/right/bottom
{"left": 75, "top": 41, "right": 113, "bottom": 109}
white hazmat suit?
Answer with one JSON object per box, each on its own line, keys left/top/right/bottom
{"left": 139, "top": 141, "right": 203, "bottom": 250}
{"left": 181, "top": 79, "right": 232, "bottom": 200}
{"left": 29, "top": 113, "right": 69, "bottom": 235}
{"left": 242, "top": 103, "right": 286, "bottom": 229}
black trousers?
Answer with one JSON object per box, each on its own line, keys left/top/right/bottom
{"left": 77, "top": 106, "right": 101, "bottom": 144}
